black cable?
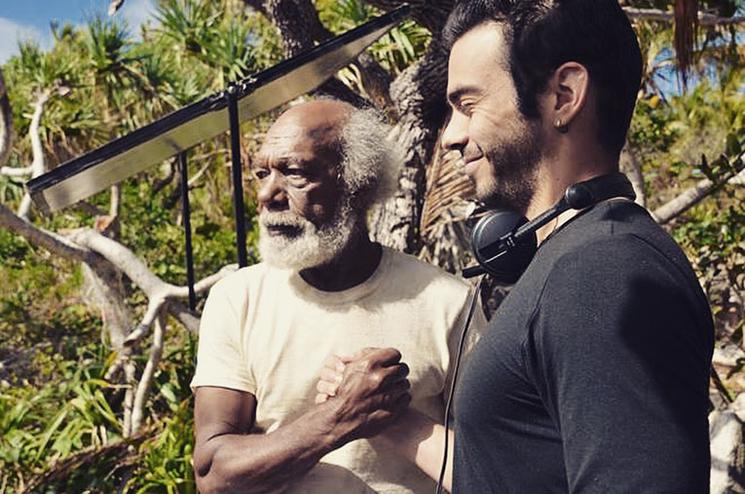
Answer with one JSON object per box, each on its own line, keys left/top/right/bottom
{"left": 436, "top": 276, "right": 486, "bottom": 494}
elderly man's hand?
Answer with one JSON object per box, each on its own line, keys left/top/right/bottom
{"left": 316, "top": 348, "right": 411, "bottom": 442}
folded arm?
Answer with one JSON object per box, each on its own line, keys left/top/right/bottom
{"left": 194, "top": 348, "right": 411, "bottom": 493}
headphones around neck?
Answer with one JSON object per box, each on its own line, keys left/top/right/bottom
{"left": 462, "top": 172, "right": 636, "bottom": 283}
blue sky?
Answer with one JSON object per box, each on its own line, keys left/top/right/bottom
{"left": 0, "top": 0, "right": 156, "bottom": 62}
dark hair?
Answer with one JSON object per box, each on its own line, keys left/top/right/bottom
{"left": 443, "top": 0, "right": 642, "bottom": 157}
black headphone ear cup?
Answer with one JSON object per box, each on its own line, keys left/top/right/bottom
{"left": 471, "top": 210, "right": 538, "bottom": 284}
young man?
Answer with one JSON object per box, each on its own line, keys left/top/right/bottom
{"left": 191, "top": 99, "right": 485, "bottom": 493}
{"left": 321, "top": 1, "right": 714, "bottom": 492}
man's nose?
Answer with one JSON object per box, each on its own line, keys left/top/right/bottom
{"left": 441, "top": 111, "right": 468, "bottom": 155}
{"left": 256, "top": 172, "right": 288, "bottom": 211}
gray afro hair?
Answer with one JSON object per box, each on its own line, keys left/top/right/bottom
{"left": 338, "top": 107, "right": 404, "bottom": 211}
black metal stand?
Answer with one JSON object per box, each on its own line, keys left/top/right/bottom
{"left": 179, "top": 151, "right": 197, "bottom": 311}
{"left": 227, "top": 86, "right": 249, "bottom": 268}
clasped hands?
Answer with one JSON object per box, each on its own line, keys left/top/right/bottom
{"left": 314, "top": 348, "right": 411, "bottom": 442}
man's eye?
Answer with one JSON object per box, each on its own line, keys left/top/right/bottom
{"left": 254, "top": 169, "right": 269, "bottom": 180}
{"left": 285, "top": 169, "right": 311, "bottom": 184}
{"left": 287, "top": 175, "right": 310, "bottom": 187}
{"left": 458, "top": 102, "right": 473, "bottom": 116}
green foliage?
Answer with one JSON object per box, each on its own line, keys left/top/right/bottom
{"left": 155, "top": 0, "right": 260, "bottom": 87}
{"left": 673, "top": 198, "right": 745, "bottom": 343}
{"left": 318, "top": 0, "right": 431, "bottom": 92}
{"left": 0, "top": 1, "right": 266, "bottom": 490}
{"left": 125, "top": 335, "right": 198, "bottom": 493}
{"left": 0, "top": 354, "right": 121, "bottom": 489}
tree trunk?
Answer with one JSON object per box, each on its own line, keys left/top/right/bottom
{"left": 620, "top": 141, "right": 647, "bottom": 208}
{"left": 369, "top": 41, "right": 449, "bottom": 253}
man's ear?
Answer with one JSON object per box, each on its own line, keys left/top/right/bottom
{"left": 547, "top": 62, "right": 590, "bottom": 132}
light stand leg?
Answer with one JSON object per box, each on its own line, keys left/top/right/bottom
{"left": 179, "top": 151, "right": 197, "bottom": 311}
{"left": 227, "top": 87, "right": 249, "bottom": 268}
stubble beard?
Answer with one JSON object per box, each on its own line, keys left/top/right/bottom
{"left": 258, "top": 200, "right": 358, "bottom": 271}
{"left": 477, "top": 119, "right": 543, "bottom": 214}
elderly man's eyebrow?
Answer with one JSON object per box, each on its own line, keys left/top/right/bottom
{"left": 253, "top": 156, "right": 302, "bottom": 169}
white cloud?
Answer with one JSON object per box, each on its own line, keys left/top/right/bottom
{"left": 0, "top": 17, "right": 52, "bottom": 64}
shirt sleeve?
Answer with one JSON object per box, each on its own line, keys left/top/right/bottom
{"left": 526, "top": 235, "right": 712, "bottom": 493}
{"left": 190, "top": 279, "right": 256, "bottom": 394}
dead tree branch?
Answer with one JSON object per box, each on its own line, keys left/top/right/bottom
{"left": 0, "top": 210, "right": 233, "bottom": 345}
{"left": 0, "top": 204, "right": 93, "bottom": 263}
{"left": 653, "top": 167, "right": 745, "bottom": 224}
{"left": 1, "top": 201, "right": 234, "bottom": 434}
{"left": 16, "top": 91, "right": 51, "bottom": 218}
{"left": 122, "top": 358, "right": 136, "bottom": 437}
{"left": 123, "top": 263, "right": 237, "bottom": 345}
{"left": 65, "top": 228, "right": 236, "bottom": 344}
{"left": 0, "top": 90, "right": 51, "bottom": 218}
{"left": 620, "top": 141, "right": 647, "bottom": 208}
{"left": 131, "top": 313, "right": 165, "bottom": 434}
{"left": 623, "top": 7, "right": 745, "bottom": 26}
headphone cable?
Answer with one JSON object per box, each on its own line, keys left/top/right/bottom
{"left": 436, "top": 275, "right": 486, "bottom": 494}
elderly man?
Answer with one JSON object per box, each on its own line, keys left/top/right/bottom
{"left": 319, "top": 1, "right": 714, "bottom": 492}
{"left": 190, "top": 99, "right": 484, "bottom": 493}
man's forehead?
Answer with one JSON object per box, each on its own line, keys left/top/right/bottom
{"left": 263, "top": 103, "right": 348, "bottom": 148}
{"left": 256, "top": 119, "right": 340, "bottom": 168}
{"left": 447, "top": 21, "right": 509, "bottom": 93}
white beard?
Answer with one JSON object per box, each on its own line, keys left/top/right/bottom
{"left": 258, "top": 205, "right": 357, "bottom": 271}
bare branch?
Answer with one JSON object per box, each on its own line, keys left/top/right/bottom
{"left": 104, "top": 357, "right": 124, "bottom": 382}
{"left": 0, "top": 204, "right": 94, "bottom": 264}
{"left": 187, "top": 161, "right": 212, "bottom": 188}
{"left": 27, "top": 92, "right": 49, "bottom": 178}
{"left": 623, "top": 7, "right": 745, "bottom": 26}
{"left": 122, "top": 358, "right": 136, "bottom": 438}
{"left": 16, "top": 90, "right": 52, "bottom": 219}
{"left": 66, "top": 228, "right": 175, "bottom": 296}
{"left": 109, "top": 184, "right": 121, "bottom": 219}
{"left": 0, "top": 165, "right": 32, "bottom": 176}
{"left": 123, "top": 299, "right": 166, "bottom": 347}
{"left": 653, "top": 167, "right": 745, "bottom": 224}
{"left": 167, "top": 301, "right": 200, "bottom": 334}
{"left": 124, "top": 264, "right": 237, "bottom": 346}
{"left": 131, "top": 312, "right": 166, "bottom": 434}
{"left": 81, "top": 263, "right": 132, "bottom": 349}
{"left": 264, "top": 0, "right": 317, "bottom": 57}
{"left": 620, "top": 141, "right": 647, "bottom": 208}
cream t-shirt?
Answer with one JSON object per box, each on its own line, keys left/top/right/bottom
{"left": 191, "top": 246, "right": 486, "bottom": 493}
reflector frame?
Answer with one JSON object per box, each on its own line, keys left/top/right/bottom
{"left": 27, "top": 5, "right": 410, "bottom": 212}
